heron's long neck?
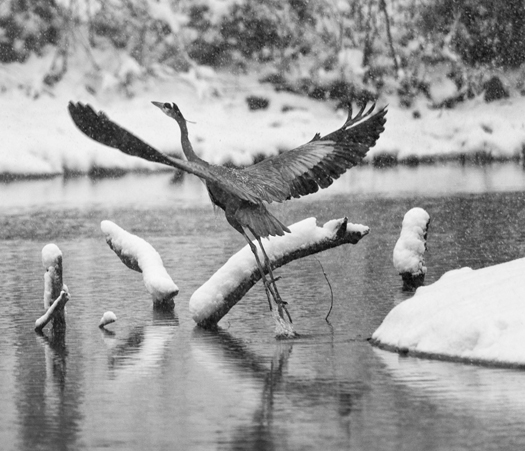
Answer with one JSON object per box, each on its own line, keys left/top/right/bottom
{"left": 178, "top": 120, "right": 201, "bottom": 162}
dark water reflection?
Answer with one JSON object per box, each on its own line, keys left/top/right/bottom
{"left": 1, "top": 164, "right": 525, "bottom": 450}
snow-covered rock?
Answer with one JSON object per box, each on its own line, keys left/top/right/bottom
{"left": 372, "top": 257, "right": 525, "bottom": 367}
{"left": 99, "top": 311, "right": 117, "bottom": 328}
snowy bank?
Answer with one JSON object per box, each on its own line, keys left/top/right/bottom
{"left": 190, "top": 216, "right": 369, "bottom": 329}
{"left": 371, "top": 257, "right": 525, "bottom": 367}
{"left": 2, "top": 48, "right": 525, "bottom": 179}
{"left": 372, "top": 95, "right": 525, "bottom": 163}
{"left": 101, "top": 220, "right": 179, "bottom": 306}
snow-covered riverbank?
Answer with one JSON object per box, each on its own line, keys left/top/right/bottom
{"left": 372, "top": 257, "right": 525, "bottom": 368}
{"left": 2, "top": 51, "right": 525, "bottom": 179}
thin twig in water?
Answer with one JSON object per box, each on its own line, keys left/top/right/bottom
{"left": 314, "top": 257, "right": 334, "bottom": 322}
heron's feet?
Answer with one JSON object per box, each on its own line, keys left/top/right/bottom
{"left": 261, "top": 277, "right": 293, "bottom": 323}
{"left": 268, "top": 284, "right": 293, "bottom": 324}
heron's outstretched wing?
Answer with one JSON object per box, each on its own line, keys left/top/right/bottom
{"left": 243, "top": 103, "right": 387, "bottom": 200}
{"left": 68, "top": 102, "right": 263, "bottom": 203}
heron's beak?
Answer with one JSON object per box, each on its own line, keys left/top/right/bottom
{"left": 150, "top": 101, "right": 196, "bottom": 124}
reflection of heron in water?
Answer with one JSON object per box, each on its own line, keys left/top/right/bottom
{"left": 68, "top": 101, "right": 387, "bottom": 324}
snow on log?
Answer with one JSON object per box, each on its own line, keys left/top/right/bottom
{"left": 393, "top": 207, "right": 430, "bottom": 289}
{"left": 100, "top": 220, "right": 179, "bottom": 306}
{"left": 38, "top": 244, "right": 68, "bottom": 331}
{"left": 99, "top": 311, "right": 117, "bottom": 328}
{"left": 371, "top": 257, "right": 525, "bottom": 367}
{"left": 190, "top": 217, "right": 370, "bottom": 329}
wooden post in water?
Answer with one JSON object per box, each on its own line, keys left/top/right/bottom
{"left": 35, "top": 244, "right": 69, "bottom": 332}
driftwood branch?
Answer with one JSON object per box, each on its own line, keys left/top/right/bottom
{"left": 190, "top": 217, "right": 370, "bottom": 329}
{"left": 35, "top": 290, "right": 70, "bottom": 332}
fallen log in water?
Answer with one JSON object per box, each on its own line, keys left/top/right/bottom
{"left": 190, "top": 216, "right": 370, "bottom": 333}
{"left": 101, "top": 220, "right": 179, "bottom": 307}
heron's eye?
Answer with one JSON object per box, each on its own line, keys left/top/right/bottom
{"left": 163, "top": 102, "right": 171, "bottom": 109}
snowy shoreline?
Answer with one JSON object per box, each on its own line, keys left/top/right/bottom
{"left": 371, "top": 340, "right": 525, "bottom": 370}
{"left": 371, "top": 257, "right": 525, "bottom": 369}
{"left": 2, "top": 51, "right": 525, "bottom": 179}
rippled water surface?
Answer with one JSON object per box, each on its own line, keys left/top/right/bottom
{"left": 1, "top": 163, "right": 525, "bottom": 451}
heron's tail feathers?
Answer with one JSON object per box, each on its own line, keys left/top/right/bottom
{"left": 237, "top": 204, "right": 290, "bottom": 238}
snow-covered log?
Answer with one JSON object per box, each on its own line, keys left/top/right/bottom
{"left": 101, "top": 220, "right": 179, "bottom": 307}
{"left": 37, "top": 244, "right": 69, "bottom": 332}
{"left": 393, "top": 207, "right": 430, "bottom": 289}
{"left": 190, "top": 217, "right": 370, "bottom": 330}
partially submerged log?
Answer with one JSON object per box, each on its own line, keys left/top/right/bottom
{"left": 393, "top": 208, "right": 430, "bottom": 290}
{"left": 101, "top": 220, "right": 179, "bottom": 307}
{"left": 36, "top": 244, "right": 69, "bottom": 332}
{"left": 190, "top": 217, "right": 370, "bottom": 331}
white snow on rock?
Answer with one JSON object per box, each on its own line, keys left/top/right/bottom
{"left": 99, "top": 311, "right": 117, "bottom": 327}
{"left": 100, "top": 220, "right": 179, "bottom": 304}
{"left": 393, "top": 207, "right": 430, "bottom": 275}
{"left": 42, "top": 243, "right": 62, "bottom": 269}
{"left": 372, "top": 257, "right": 525, "bottom": 366}
{"left": 190, "top": 217, "right": 369, "bottom": 324}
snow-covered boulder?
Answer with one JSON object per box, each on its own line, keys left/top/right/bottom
{"left": 372, "top": 257, "right": 525, "bottom": 367}
{"left": 99, "top": 311, "right": 117, "bottom": 328}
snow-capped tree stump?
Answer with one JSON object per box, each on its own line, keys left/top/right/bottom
{"left": 190, "top": 217, "right": 370, "bottom": 333}
{"left": 36, "top": 244, "right": 69, "bottom": 332}
{"left": 101, "top": 220, "right": 179, "bottom": 307}
{"left": 393, "top": 207, "right": 430, "bottom": 290}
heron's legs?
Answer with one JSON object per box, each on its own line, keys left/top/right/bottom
{"left": 254, "top": 235, "right": 293, "bottom": 324}
{"left": 240, "top": 228, "right": 275, "bottom": 312}
{"left": 240, "top": 227, "right": 292, "bottom": 324}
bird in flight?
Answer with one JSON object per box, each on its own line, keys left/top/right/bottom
{"left": 68, "top": 100, "right": 387, "bottom": 326}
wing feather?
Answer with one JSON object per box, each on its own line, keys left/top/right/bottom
{"left": 244, "top": 103, "right": 387, "bottom": 200}
{"left": 68, "top": 102, "right": 264, "bottom": 204}
{"left": 68, "top": 101, "right": 387, "bottom": 207}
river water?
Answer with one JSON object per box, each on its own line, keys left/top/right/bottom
{"left": 1, "top": 163, "right": 525, "bottom": 450}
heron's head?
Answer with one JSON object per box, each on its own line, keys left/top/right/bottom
{"left": 151, "top": 101, "right": 187, "bottom": 124}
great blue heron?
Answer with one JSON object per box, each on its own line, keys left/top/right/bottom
{"left": 68, "top": 100, "right": 387, "bottom": 325}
